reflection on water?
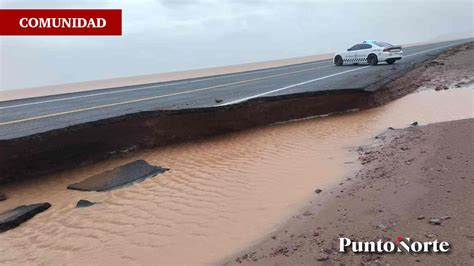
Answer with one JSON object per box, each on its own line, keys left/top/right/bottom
{"left": 0, "top": 88, "right": 472, "bottom": 265}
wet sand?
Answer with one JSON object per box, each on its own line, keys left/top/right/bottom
{"left": 229, "top": 118, "right": 473, "bottom": 265}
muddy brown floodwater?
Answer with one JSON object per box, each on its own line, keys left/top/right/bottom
{"left": 0, "top": 88, "right": 472, "bottom": 265}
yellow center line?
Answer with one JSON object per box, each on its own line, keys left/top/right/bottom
{"left": 0, "top": 65, "right": 331, "bottom": 126}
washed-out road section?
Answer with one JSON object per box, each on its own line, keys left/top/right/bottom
{"left": 0, "top": 39, "right": 472, "bottom": 140}
{"left": 0, "top": 39, "right": 472, "bottom": 182}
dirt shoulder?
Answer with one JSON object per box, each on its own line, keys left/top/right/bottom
{"left": 227, "top": 119, "right": 474, "bottom": 265}
{"left": 368, "top": 42, "right": 473, "bottom": 105}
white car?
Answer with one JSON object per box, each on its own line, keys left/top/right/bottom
{"left": 334, "top": 40, "right": 403, "bottom": 66}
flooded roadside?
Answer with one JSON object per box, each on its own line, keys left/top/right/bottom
{"left": 0, "top": 88, "right": 472, "bottom": 265}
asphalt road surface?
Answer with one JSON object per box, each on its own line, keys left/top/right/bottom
{"left": 0, "top": 39, "right": 472, "bottom": 140}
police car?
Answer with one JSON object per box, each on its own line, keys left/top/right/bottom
{"left": 334, "top": 40, "right": 403, "bottom": 66}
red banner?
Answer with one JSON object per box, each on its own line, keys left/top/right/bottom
{"left": 0, "top": 9, "right": 122, "bottom": 36}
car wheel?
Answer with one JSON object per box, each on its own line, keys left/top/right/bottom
{"left": 334, "top": 55, "right": 343, "bottom": 66}
{"left": 386, "top": 59, "right": 396, "bottom": 64}
{"left": 367, "top": 54, "right": 378, "bottom": 65}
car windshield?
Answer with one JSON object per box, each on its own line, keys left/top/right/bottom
{"left": 374, "top": 41, "right": 393, "bottom": 47}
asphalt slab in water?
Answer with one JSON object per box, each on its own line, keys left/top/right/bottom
{"left": 67, "top": 160, "right": 168, "bottom": 192}
{"left": 0, "top": 203, "right": 51, "bottom": 233}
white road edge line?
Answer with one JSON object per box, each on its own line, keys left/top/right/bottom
{"left": 0, "top": 61, "right": 331, "bottom": 110}
{"left": 403, "top": 41, "right": 465, "bottom": 57}
{"left": 219, "top": 66, "right": 370, "bottom": 106}
{"left": 219, "top": 41, "right": 466, "bottom": 105}
{"left": 0, "top": 65, "right": 332, "bottom": 126}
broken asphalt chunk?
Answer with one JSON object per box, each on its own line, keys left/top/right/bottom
{"left": 67, "top": 160, "right": 169, "bottom": 192}
{"left": 0, "top": 203, "right": 51, "bottom": 233}
{"left": 76, "top": 199, "right": 96, "bottom": 208}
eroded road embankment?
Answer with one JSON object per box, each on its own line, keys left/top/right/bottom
{"left": 0, "top": 43, "right": 472, "bottom": 183}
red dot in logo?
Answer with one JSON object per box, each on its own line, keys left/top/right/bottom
{"left": 396, "top": 236, "right": 403, "bottom": 242}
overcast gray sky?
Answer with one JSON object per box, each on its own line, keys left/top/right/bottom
{"left": 0, "top": 0, "right": 472, "bottom": 91}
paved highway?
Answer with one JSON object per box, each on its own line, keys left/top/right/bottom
{"left": 0, "top": 39, "right": 472, "bottom": 139}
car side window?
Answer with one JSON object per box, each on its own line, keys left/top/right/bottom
{"left": 348, "top": 44, "right": 363, "bottom": 51}
{"left": 348, "top": 45, "right": 358, "bottom": 51}
{"left": 361, "top": 44, "right": 372, "bottom": 49}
